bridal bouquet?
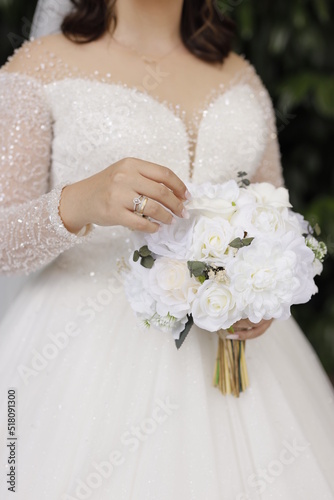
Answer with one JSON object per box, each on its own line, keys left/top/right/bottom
{"left": 124, "top": 174, "right": 327, "bottom": 397}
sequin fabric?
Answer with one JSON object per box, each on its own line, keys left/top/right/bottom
{"left": 0, "top": 38, "right": 283, "bottom": 275}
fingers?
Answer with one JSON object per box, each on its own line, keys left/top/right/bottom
{"left": 121, "top": 210, "right": 161, "bottom": 234}
{"left": 126, "top": 190, "right": 175, "bottom": 225}
{"left": 134, "top": 178, "right": 186, "bottom": 218}
{"left": 126, "top": 194, "right": 175, "bottom": 227}
{"left": 228, "top": 319, "right": 273, "bottom": 341}
{"left": 98, "top": 157, "right": 190, "bottom": 233}
{"left": 140, "top": 198, "right": 175, "bottom": 224}
{"left": 136, "top": 159, "right": 189, "bottom": 201}
{"left": 238, "top": 320, "right": 273, "bottom": 340}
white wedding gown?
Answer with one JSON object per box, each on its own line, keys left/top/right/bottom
{"left": 1, "top": 38, "right": 334, "bottom": 500}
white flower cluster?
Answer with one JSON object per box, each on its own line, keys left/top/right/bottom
{"left": 124, "top": 180, "right": 325, "bottom": 339}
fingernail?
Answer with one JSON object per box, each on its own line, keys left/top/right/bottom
{"left": 182, "top": 208, "right": 190, "bottom": 219}
{"left": 185, "top": 189, "right": 192, "bottom": 201}
{"left": 226, "top": 334, "right": 240, "bottom": 340}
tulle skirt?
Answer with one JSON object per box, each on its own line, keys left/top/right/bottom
{"left": 0, "top": 261, "right": 334, "bottom": 500}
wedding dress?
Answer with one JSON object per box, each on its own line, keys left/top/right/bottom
{"left": 0, "top": 38, "right": 334, "bottom": 500}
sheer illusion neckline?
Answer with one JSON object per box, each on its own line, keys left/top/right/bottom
{"left": 5, "top": 39, "right": 257, "bottom": 178}
{"left": 43, "top": 64, "right": 255, "bottom": 178}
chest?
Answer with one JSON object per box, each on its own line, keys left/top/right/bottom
{"left": 44, "top": 79, "right": 268, "bottom": 186}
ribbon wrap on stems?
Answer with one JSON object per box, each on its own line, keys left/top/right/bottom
{"left": 213, "top": 330, "right": 249, "bottom": 397}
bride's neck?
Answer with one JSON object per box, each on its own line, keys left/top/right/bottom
{"left": 112, "top": 0, "right": 183, "bottom": 51}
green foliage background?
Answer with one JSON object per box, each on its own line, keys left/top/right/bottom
{"left": 1, "top": 0, "right": 333, "bottom": 378}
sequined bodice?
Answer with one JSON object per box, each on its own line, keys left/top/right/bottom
{"left": 0, "top": 39, "right": 283, "bottom": 276}
{"left": 46, "top": 78, "right": 267, "bottom": 187}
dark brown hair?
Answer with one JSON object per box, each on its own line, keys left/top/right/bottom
{"left": 61, "top": 0, "right": 235, "bottom": 63}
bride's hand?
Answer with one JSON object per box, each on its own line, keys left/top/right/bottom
{"left": 59, "top": 157, "right": 190, "bottom": 234}
{"left": 228, "top": 319, "right": 274, "bottom": 340}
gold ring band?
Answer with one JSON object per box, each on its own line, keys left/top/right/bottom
{"left": 138, "top": 197, "right": 148, "bottom": 215}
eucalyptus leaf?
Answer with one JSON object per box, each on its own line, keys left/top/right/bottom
{"left": 175, "top": 316, "right": 194, "bottom": 350}
{"left": 141, "top": 255, "right": 155, "bottom": 269}
{"left": 187, "top": 261, "right": 207, "bottom": 277}
{"left": 139, "top": 245, "right": 151, "bottom": 257}
{"left": 133, "top": 250, "right": 140, "bottom": 262}
{"left": 229, "top": 238, "right": 243, "bottom": 249}
{"left": 229, "top": 237, "right": 254, "bottom": 249}
{"left": 242, "top": 237, "right": 255, "bottom": 246}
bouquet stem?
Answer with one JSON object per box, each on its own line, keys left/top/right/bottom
{"left": 213, "top": 330, "right": 249, "bottom": 397}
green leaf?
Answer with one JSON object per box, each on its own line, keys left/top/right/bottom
{"left": 133, "top": 250, "right": 140, "bottom": 262}
{"left": 242, "top": 237, "right": 255, "bottom": 246}
{"left": 141, "top": 255, "right": 155, "bottom": 269}
{"left": 197, "top": 276, "right": 206, "bottom": 284}
{"left": 139, "top": 245, "right": 151, "bottom": 257}
{"left": 229, "top": 237, "right": 254, "bottom": 249}
{"left": 242, "top": 179, "right": 250, "bottom": 186}
{"left": 238, "top": 171, "right": 248, "bottom": 177}
{"left": 187, "top": 261, "right": 208, "bottom": 277}
{"left": 175, "top": 315, "right": 194, "bottom": 350}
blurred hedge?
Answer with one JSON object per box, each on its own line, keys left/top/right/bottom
{"left": 1, "top": 0, "right": 334, "bottom": 376}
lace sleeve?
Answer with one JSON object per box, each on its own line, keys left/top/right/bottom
{"left": 0, "top": 71, "right": 90, "bottom": 275}
{"left": 245, "top": 65, "right": 285, "bottom": 188}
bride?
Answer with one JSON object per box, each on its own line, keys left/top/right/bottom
{"left": 1, "top": 0, "right": 334, "bottom": 498}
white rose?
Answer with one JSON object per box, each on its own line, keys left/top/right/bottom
{"left": 286, "top": 234, "right": 319, "bottom": 301}
{"left": 247, "top": 182, "right": 292, "bottom": 208}
{"left": 227, "top": 232, "right": 317, "bottom": 322}
{"left": 148, "top": 258, "right": 200, "bottom": 319}
{"left": 235, "top": 186, "right": 257, "bottom": 209}
{"left": 230, "top": 204, "right": 287, "bottom": 237}
{"left": 278, "top": 210, "right": 311, "bottom": 236}
{"left": 192, "top": 281, "right": 241, "bottom": 331}
{"left": 187, "top": 180, "right": 241, "bottom": 219}
{"left": 191, "top": 216, "right": 244, "bottom": 263}
{"left": 144, "top": 217, "right": 195, "bottom": 260}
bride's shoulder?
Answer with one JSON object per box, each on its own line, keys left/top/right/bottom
{"left": 222, "top": 51, "right": 257, "bottom": 79}
{"left": 2, "top": 33, "right": 74, "bottom": 76}
{"left": 219, "top": 51, "right": 268, "bottom": 95}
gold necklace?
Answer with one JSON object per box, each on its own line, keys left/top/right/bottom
{"left": 112, "top": 36, "right": 181, "bottom": 66}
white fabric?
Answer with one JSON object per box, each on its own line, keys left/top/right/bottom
{"left": 0, "top": 276, "right": 28, "bottom": 322}
{"left": 31, "top": 0, "right": 72, "bottom": 38}
{"left": 0, "top": 39, "right": 333, "bottom": 499}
